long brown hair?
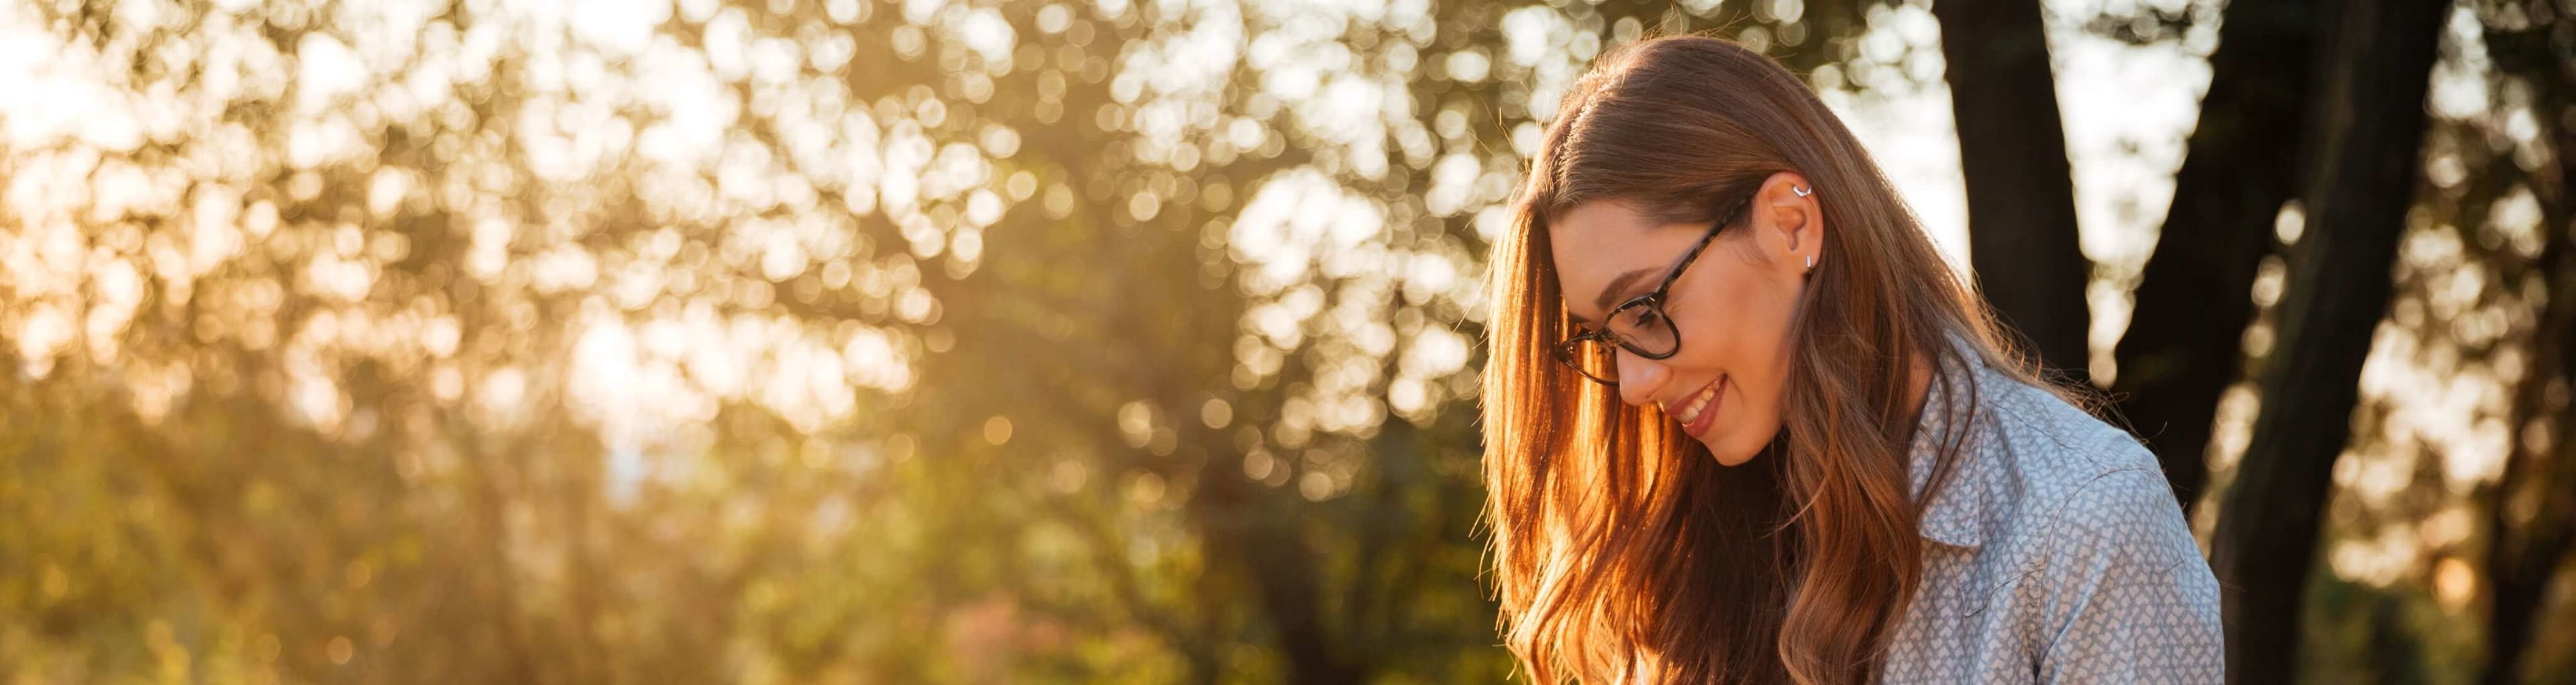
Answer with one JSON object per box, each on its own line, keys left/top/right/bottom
{"left": 1480, "top": 35, "right": 2055, "bottom": 685}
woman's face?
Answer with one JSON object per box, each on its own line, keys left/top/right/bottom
{"left": 1546, "top": 172, "right": 1824, "bottom": 466}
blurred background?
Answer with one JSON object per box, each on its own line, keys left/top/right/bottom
{"left": 0, "top": 0, "right": 2566, "bottom": 682}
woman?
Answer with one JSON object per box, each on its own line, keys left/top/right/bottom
{"left": 1480, "top": 35, "right": 2222, "bottom": 684}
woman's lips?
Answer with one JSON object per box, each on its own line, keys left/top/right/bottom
{"left": 1680, "top": 376, "right": 1726, "bottom": 437}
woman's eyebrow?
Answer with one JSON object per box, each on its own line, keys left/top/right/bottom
{"left": 1570, "top": 266, "right": 1657, "bottom": 325}
{"left": 1592, "top": 267, "right": 1656, "bottom": 312}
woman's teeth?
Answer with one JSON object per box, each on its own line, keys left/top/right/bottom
{"left": 1674, "top": 380, "right": 1721, "bottom": 425}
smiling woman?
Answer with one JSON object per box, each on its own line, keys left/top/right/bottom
{"left": 1479, "top": 35, "right": 2222, "bottom": 685}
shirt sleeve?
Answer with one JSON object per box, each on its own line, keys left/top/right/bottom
{"left": 2034, "top": 467, "right": 2225, "bottom": 685}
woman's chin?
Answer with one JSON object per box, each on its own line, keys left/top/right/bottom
{"left": 1699, "top": 431, "right": 1760, "bottom": 466}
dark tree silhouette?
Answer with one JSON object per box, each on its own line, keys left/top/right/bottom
{"left": 2475, "top": 2, "right": 2576, "bottom": 681}
{"left": 2210, "top": 0, "right": 2453, "bottom": 682}
{"left": 2109, "top": 0, "right": 2326, "bottom": 512}
{"left": 1931, "top": 0, "right": 2094, "bottom": 383}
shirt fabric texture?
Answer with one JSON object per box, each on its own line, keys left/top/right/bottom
{"left": 1875, "top": 344, "right": 2224, "bottom": 684}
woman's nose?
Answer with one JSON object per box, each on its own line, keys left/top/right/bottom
{"left": 1614, "top": 352, "right": 1668, "bottom": 407}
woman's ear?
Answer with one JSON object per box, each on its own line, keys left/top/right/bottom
{"left": 1750, "top": 171, "right": 1822, "bottom": 278}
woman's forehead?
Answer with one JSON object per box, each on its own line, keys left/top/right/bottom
{"left": 1552, "top": 199, "right": 1667, "bottom": 234}
{"left": 1548, "top": 201, "right": 1697, "bottom": 318}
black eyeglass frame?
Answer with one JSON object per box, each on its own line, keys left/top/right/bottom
{"left": 1550, "top": 193, "right": 1758, "bottom": 385}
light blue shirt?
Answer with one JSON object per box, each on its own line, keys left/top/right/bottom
{"left": 1878, "top": 346, "right": 2224, "bottom": 684}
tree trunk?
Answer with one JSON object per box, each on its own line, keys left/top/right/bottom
{"left": 2482, "top": 246, "right": 2576, "bottom": 684}
{"left": 2108, "top": 0, "right": 2324, "bottom": 513}
{"left": 2208, "top": 0, "right": 2450, "bottom": 682}
{"left": 2477, "top": 13, "right": 2576, "bottom": 681}
{"left": 1931, "top": 0, "right": 2094, "bottom": 383}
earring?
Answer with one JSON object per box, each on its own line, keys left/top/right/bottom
{"left": 1793, "top": 185, "right": 1813, "bottom": 197}
{"left": 1805, "top": 254, "right": 1815, "bottom": 270}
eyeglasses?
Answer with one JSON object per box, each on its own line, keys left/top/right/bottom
{"left": 1552, "top": 195, "right": 1754, "bottom": 385}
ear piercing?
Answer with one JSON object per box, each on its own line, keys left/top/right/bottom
{"left": 1794, "top": 185, "right": 1817, "bottom": 273}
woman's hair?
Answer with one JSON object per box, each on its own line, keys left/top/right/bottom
{"left": 1481, "top": 35, "right": 2063, "bottom": 685}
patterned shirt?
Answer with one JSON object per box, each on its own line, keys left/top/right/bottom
{"left": 1876, "top": 346, "right": 2224, "bottom": 684}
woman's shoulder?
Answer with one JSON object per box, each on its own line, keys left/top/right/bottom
{"left": 1971, "top": 362, "right": 2170, "bottom": 500}
{"left": 1956, "top": 362, "right": 2199, "bottom": 556}
{"left": 1908, "top": 344, "right": 2220, "bottom": 680}
{"left": 1966, "top": 364, "right": 2206, "bottom": 577}
{"left": 1915, "top": 336, "right": 2194, "bottom": 553}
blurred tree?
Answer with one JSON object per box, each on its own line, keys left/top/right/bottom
{"left": 2210, "top": 0, "right": 2453, "bottom": 682}
{"left": 2482, "top": 176, "right": 2574, "bottom": 685}
{"left": 2474, "top": 0, "right": 2576, "bottom": 682}
{"left": 1931, "top": 0, "right": 2092, "bottom": 383}
{"left": 2108, "top": 0, "right": 2324, "bottom": 511}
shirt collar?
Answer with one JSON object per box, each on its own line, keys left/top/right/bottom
{"left": 1907, "top": 335, "right": 1993, "bottom": 549}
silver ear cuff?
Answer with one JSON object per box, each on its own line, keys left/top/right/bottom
{"left": 1796, "top": 186, "right": 1817, "bottom": 272}
{"left": 1803, "top": 187, "right": 1823, "bottom": 272}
